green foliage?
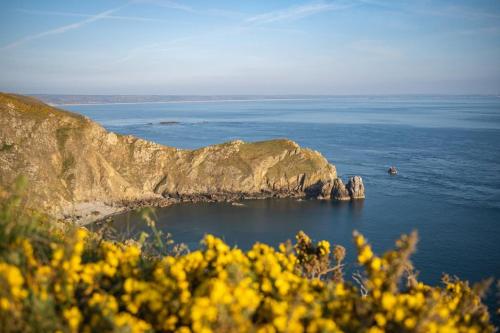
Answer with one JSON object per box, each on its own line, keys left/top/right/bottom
{"left": 61, "top": 155, "right": 76, "bottom": 174}
{"left": 0, "top": 176, "right": 59, "bottom": 263}
{"left": 0, "top": 93, "right": 88, "bottom": 122}
{"left": 55, "top": 127, "right": 72, "bottom": 151}
{"left": 0, "top": 143, "right": 14, "bottom": 152}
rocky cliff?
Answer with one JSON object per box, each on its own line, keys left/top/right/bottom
{"left": 0, "top": 93, "right": 364, "bottom": 223}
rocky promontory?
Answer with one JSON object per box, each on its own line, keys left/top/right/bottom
{"left": 0, "top": 93, "right": 364, "bottom": 223}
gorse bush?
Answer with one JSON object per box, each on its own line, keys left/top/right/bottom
{"left": 0, "top": 179, "right": 496, "bottom": 333}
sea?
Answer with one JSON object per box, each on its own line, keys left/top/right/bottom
{"left": 65, "top": 95, "right": 500, "bottom": 310}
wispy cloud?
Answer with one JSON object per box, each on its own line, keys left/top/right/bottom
{"left": 2, "top": 6, "right": 125, "bottom": 50}
{"left": 358, "top": 1, "right": 500, "bottom": 21}
{"left": 245, "top": 1, "right": 351, "bottom": 25}
{"left": 16, "top": 8, "right": 165, "bottom": 23}
{"left": 133, "top": 0, "right": 194, "bottom": 13}
{"left": 413, "top": 4, "right": 500, "bottom": 20}
{"left": 137, "top": 0, "right": 245, "bottom": 19}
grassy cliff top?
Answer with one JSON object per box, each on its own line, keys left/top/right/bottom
{"left": 0, "top": 92, "right": 306, "bottom": 154}
{"left": 0, "top": 92, "right": 88, "bottom": 123}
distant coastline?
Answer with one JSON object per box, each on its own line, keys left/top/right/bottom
{"left": 33, "top": 94, "right": 334, "bottom": 106}
{"left": 46, "top": 98, "right": 330, "bottom": 107}
{"left": 30, "top": 94, "right": 497, "bottom": 106}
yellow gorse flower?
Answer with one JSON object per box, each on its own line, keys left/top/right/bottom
{"left": 63, "top": 306, "right": 82, "bottom": 333}
{"left": 0, "top": 220, "right": 494, "bottom": 333}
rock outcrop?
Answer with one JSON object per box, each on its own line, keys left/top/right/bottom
{"left": 0, "top": 93, "right": 364, "bottom": 222}
{"left": 317, "top": 176, "right": 365, "bottom": 201}
{"left": 346, "top": 176, "right": 365, "bottom": 199}
{"left": 331, "top": 178, "right": 351, "bottom": 201}
{"left": 388, "top": 166, "right": 398, "bottom": 175}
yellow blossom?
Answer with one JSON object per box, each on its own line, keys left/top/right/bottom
{"left": 63, "top": 306, "right": 82, "bottom": 333}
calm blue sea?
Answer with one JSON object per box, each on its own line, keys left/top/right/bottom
{"left": 66, "top": 96, "right": 500, "bottom": 303}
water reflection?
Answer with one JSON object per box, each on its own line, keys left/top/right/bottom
{"left": 330, "top": 200, "right": 364, "bottom": 219}
{"left": 95, "top": 198, "right": 368, "bottom": 250}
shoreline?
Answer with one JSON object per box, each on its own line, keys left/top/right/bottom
{"left": 68, "top": 191, "right": 309, "bottom": 226}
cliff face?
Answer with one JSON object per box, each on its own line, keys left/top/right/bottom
{"left": 0, "top": 93, "right": 363, "bottom": 221}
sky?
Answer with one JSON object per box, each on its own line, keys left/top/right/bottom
{"left": 1, "top": 0, "right": 500, "bottom": 95}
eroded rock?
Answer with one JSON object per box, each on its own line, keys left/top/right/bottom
{"left": 331, "top": 178, "right": 351, "bottom": 201}
{"left": 318, "top": 180, "right": 334, "bottom": 199}
{"left": 347, "top": 176, "right": 365, "bottom": 199}
{"left": 320, "top": 176, "right": 366, "bottom": 201}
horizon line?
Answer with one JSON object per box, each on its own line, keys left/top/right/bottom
{"left": 15, "top": 93, "right": 499, "bottom": 107}
{"left": 26, "top": 93, "right": 500, "bottom": 97}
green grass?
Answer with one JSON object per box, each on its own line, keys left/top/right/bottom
{"left": 0, "top": 93, "right": 87, "bottom": 122}
{"left": 0, "top": 143, "right": 14, "bottom": 152}
{"left": 55, "top": 127, "right": 72, "bottom": 151}
{"left": 61, "top": 155, "right": 75, "bottom": 175}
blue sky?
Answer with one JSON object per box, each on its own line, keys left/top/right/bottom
{"left": 1, "top": 0, "right": 499, "bottom": 94}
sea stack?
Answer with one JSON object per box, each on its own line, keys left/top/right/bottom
{"left": 331, "top": 178, "right": 351, "bottom": 200}
{"left": 347, "top": 176, "right": 365, "bottom": 199}
{"left": 321, "top": 176, "right": 365, "bottom": 201}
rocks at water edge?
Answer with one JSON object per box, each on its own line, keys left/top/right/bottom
{"left": 347, "top": 176, "right": 365, "bottom": 199}
{"left": 331, "top": 178, "right": 351, "bottom": 201}
{"left": 318, "top": 180, "right": 334, "bottom": 199}
{"left": 318, "top": 176, "right": 365, "bottom": 201}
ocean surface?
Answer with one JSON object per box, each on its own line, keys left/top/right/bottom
{"left": 66, "top": 96, "right": 500, "bottom": 300}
